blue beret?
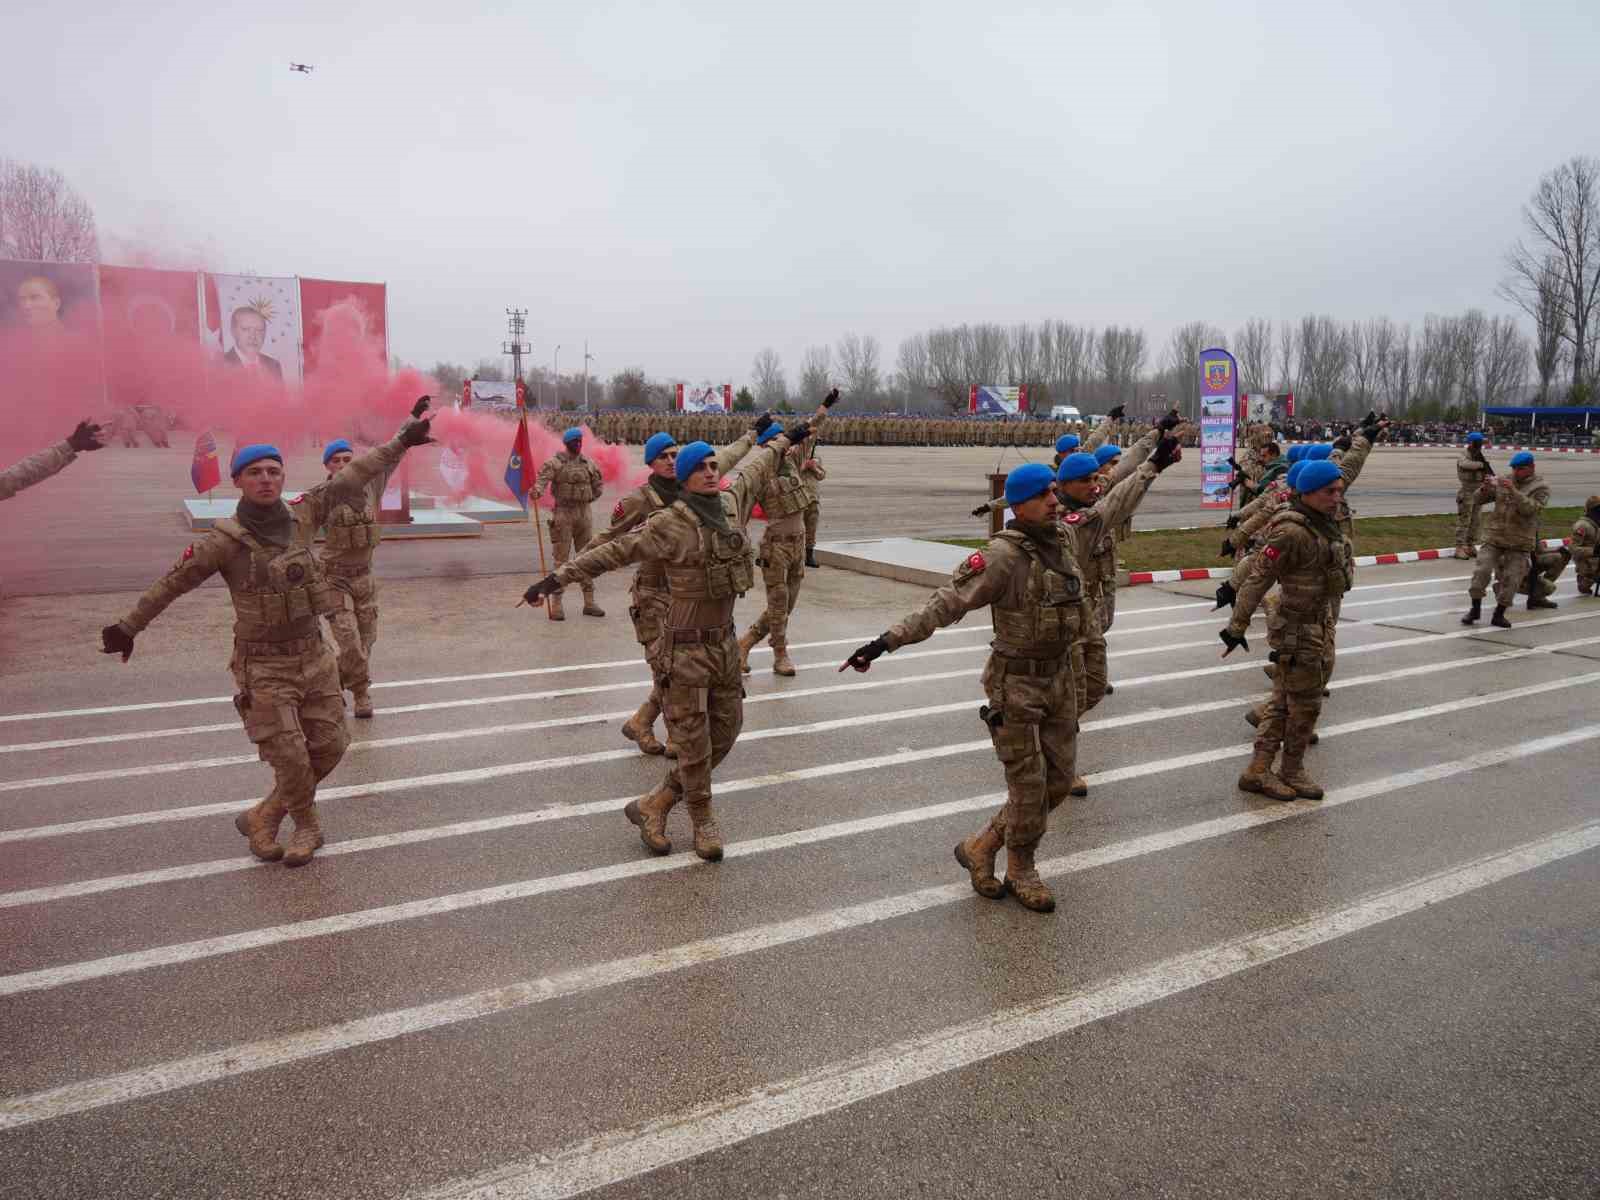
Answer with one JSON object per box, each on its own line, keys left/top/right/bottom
{"left": 1286, "top": 444, "right": 1307, "bottom": 464}
{"left": 1286, "top": 461, "right": 1307, "bottom": 491}
{"left": 562, "top": 427, "right": 583, "bottom": 444}
{"left": 321, "top": 438, "right": 354, "bottom": 465}
{"left": 1305, "top": 444, "right": 1333, "bottom": 461}
{"left": 675, "top": 441, "right": 715, "bottom": 483}
{"left": 1004, "top": 463, "right": 1056, "bottom": 506}
{"left": 1094, "top": 443, "right": 1122, "bottom": 465}
{"left": 1056, "top": 452, "right": 1100, "bottom": 482}
{"left": 643, "top": 432, "right": 676, "bottom": 465}
{"left": 1466, "top": 431, "right": 1484, "bottom": 444}
{"left": 1510, "top": 450, "right": 1534, "bottom": 468}
{"left": 757, "top": 422, "right": 783, "bottom": 445}
{"left": 230, "top": 443, "right": 283, "bottom": 476}
{"left": 1296, "top": 459, "right": 1342, "bottom": 494}
{"left": 1055, "top": 434, "right": 1080, "bottom": 454}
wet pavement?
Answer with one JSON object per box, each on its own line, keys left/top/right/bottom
{"left": 1, "top": 559, "right": 1597, "bottom": 1199}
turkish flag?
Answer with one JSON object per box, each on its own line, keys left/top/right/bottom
{"left": 191, "top": 430, "right": 221, "bottom": 494}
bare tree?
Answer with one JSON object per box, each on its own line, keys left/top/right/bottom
{"left": 1527, "top": 256, "right": 1569, "bottom": 403}
{"left": 1478, "top": 315, "right": 1529, "bottom": 409}
{"left": 1501, "top": 156, "right": 1600, "bottom": 397}
{"left": 925, "top": 327, "right": 967, "bottom": 411}
{"left": 835, "top": 332, "right": 882, "bottom": 404}
{"left": 798, "top": 344, "right": 833, "bottom": 406}
{"left": 896, "top": 334, "right": 932, "bottom": 410}
{"left": 1347, "top": 320, "right": 1380, "bottom": 412}
{"left": 0, "top": 159, "right": 100, "bottom": 262}
{"left": 472, "top": 357, "right": 508, "bottom": 382}
{"left": 1275, "top": 320, "right": 1296, "bottom": 395}
{"left": 1006, "top": 323, "right": 1040, "bottom": 387}
{"left": 751, "top": 347, "right": 788, "bottom": 408}
{"left": 608, "top": 368, "right": 650, "bottom": 408}
{"left": 1097, "top": 326, "right": 1147, "bottom": 408}
{"left": 1163, "top": 322, "right": 1224, "bottom": 419}
{"left": 1234, "top": 318, "right": 1273, "bottom": 394}
{"left": 1296, "top": 316, "right": 1350, "bottom": 416}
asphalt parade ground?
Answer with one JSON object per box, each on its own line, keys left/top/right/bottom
{"left": 1, "top": 559, "right": 1598, "bottom": 1198}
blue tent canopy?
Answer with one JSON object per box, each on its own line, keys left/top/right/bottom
{"left": 1482, "top": 406, "right": 1600, "bottom": 417}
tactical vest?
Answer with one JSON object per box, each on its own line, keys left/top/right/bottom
{"left": 1272, "top": 509, "right": 1354, "bottom": 620}
{"left": 762, "top": 460, "right": 812, "bottom": 519}
{"left": 987, "top": 531, "right": 1084, "bottom": 652}
{"left": 661, "top": 502, "right": 756, "bottom": 600}
{"left": 214, "top": 518, "right": 341, "bottom": 627}
{"left": 324, "top": 498, "right": 380, "bottom": 555}
{"left": 552, "top": 456, "right": 598, "bottom": 503}
{"left": 1061, "top": 502, "right": 1115, "bottom": 592}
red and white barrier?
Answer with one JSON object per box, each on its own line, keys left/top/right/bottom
{"left": 1282, "top": 441, "right": 1600, "bottom": 453}
{"left": 1126, "top": 538, "right": 1571, "bottom": 586}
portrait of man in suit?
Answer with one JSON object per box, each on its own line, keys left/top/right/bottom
{"left": 222, "top": 306, "right": 283, "bottom": 377}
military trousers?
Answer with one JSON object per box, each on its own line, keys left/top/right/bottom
{"left": 1454, "top": 488, "right": 1482, "bottom": 548}
{"left": 326, "top": 569, "right": 379, "bottom": 691}
{"left": 803, "top": 501, "right": 820, "bottom": 551}
{"left": 746, "top": 533, "right": 805, "bottom": 648}
{"left": 1469, "top": 543, "right": 1530, "bottom": 606}
{"left": 1255, "top": 620, "right": 1329, "bottom": 763}
{"left": 548, "top": 503, "right": 597, "bottom": 602}
{"left": 656, "top": 632, "right": 744, "bottom": 811}
{"left": 230, "top": 639, "right": 350, "bottom": 822}
{"left": 1576, "top": 546, "right": 1598, "bottom": 592}
{"left": 629, "top": 582, "right": 670, "bottom": 727}
{"left": 979, "top": 654, "right": 1079, "bottom": 851}
{"left": 1071, "top": 595, "right": 1109, "bottom": 716}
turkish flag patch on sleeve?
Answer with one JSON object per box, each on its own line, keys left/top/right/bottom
{"left": 181, "top": 545, "right": 195, "bottom": 562}
{"left": 1064, "top": 511, "right": 1083, "bottom": 525}
{"left": 289, "top": 495, "right": 306, "bottom": 505}
{"left": 1263, "top": 545, "right": 1281, "bottom": 561}
{"left": 965, "top": 551, "right": 986, "bottom": 572}
{"left": 612, "top": 500, "right": 625, "bottom": 521}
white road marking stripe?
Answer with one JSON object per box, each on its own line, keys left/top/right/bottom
{"left": 405, "top": 819, "right": 1600, "bottom": 1200}
{"left": 3, "top": 671, "right": 1595, "bottom": 997}
{"left": 9, "top": 637, "right": 1600, "bottom": 909}
{"left": 5, "top": 607, "right": 1596, "bottom": 839}
{"left": 2, "top": 726, "right": 1590, "bottom": 1133}
{"left": 0, "top": 572, "right": 1479, "bottom": 727}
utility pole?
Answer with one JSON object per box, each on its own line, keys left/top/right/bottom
{"left": 553, "top": 345, "right": 562, "bottom": 411}
{"left": 583, "top": 341, "right": 594, "bottom": 411}
{"left": 504, "top": 308, "right": 530, "bottom": 403}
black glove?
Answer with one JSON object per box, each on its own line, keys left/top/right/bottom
{"left": 1107, "top": 404, "right": 1125, "bottom": 421}
{"left": 1363, "top": 410, "right": 1378, "bottom": 426}
{"left": 101, "top": 624, "right": 135, "bottom": 662}
{"left": 1360, "top": 420, "right": 1382, "bottom": 442}
{"left": 68, "top": 420, "right": 104, "bottom": 453}
{"left": 1332, "top": 434, "right": 1353, "bottom": 452}
{"left": 785, "top": 421, "right": 812, "bottom": 445}
{"left": 1151, "top": 435, "right": 1182, "bottom": 472}
{"left": 400, "top": 416, "right": 436, "bottom": 447}
{"left": 410, "top": 395, "right": 431, "bottom": 419}
{"left": 970, "top": 502, "right": 991, "bottom": 518}
{"left": 1157, "top": 409, "right": 1182, "bottom": 433}
{"left": 840, "top": 635, "right": 890, "bottom": 673}
{"left": 521, "top": 575, "right": 560, "bottom": 607}
{"left": 1220, "top": 538, "right": 1237, "bottom": 558}
{"left": 1218, "top": 628, "right": 1250, "bottom": 656}
{"left": 822, "top": 388, "right": 840, "bottom": 408}
{"left": 1225, "top": 514, "right": 1241, "bottom": 529}
{"left": 1212, "top": 580, "right": 1237, "bottom": 611}
{"left": 752, "top": 412, "right": 775, "bottom": 436}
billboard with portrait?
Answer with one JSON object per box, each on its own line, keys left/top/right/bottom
{"left": 299, "top": 277, "right": 387, "bottom": 376}
{"left": 677, "top": 383, "right": 731, "bottom": 412}
{"left": 0, "top": 260, "right": 98, "bottom": 337}
{"left": 203, "top": 273, "right": 303, "bottom": 385}
{"left": 968, "top": 385, "right": 1029, "bottom": 415}
{"left": 98, "top": 266, "right": 204, "bottom": 409}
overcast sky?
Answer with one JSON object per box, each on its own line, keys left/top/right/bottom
{"left": 6, "top": 0, "right": 1597, "bottom": 388}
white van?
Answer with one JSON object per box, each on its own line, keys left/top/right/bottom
{"left": 1049, "top": 405, "right": 1081, "bottom": 420}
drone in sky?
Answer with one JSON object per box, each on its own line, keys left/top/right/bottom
{"left": 289, "top": 63, "right": 314, "bottom": 74}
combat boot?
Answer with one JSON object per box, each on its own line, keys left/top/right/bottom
{"left": 1527, "top": 593, "right": 1558, "bottom": 610}
{"left": 805, "top": 548, "right": 820, "bottom": 569}
{"left": 953, "top": 826, "right": 1004, "bottom": 899}
{"left": 548, "top": 593, "right": 566, "bottom": 621}
{"left": 282, "top": 805, "right": 324, "bottom": 867}
{"left": 1490, "top": 603, "right": 1512, "bottom": 629}
{"left": 1102, "top": 681, "right": 1114, "bottom": 695}
{"left": 581, "top": 590, "right": 605, "bottom": 618}
{"left": 623, "top": 784, "right": 675, "bottom": 854}
{"left": 351, "top": 686, "right": 374, "bottom": 719}
{"left": 737, "top": 629, "right": 756, "bottom": 675}
{"left": 1460, "top": 598, "right": 1481, "bottom": 625}
{"left": 685, "top": 799, "right": 724, "bottom": 862}
{"left": 771, "top": 641, "right": 796, "bottom": 677}
{"left": 234, "top": 796, "right": 286, "bottom": 862}
{"left": 1069, "top": 776, "right": 1089, "bottom": 797}
{"left": 1002, "top": 845, "right": 1056, "bottom": 913}
{"left": 1237, "top": 751, "right": 1296, "bottom": 801}
{"left": 1453, "top": 546, "right": 1471, "bottom": 560}
{"left": 1277, "top": 756, "right": 1324, "bottom": 800}
{"left": 621, "top": 712, "right": 665, "bottom": 755}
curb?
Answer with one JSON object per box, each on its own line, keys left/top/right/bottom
{"left": 1125, "top": 538, "right": 1572, "bottom": 587}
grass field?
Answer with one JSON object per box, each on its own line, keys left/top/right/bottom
{"left": 938, "top": 507, "right": 1586, "bottom": 574}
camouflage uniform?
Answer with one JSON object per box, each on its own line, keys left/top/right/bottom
{"left": 534, "top": 448, "right": 605, "bottom": 617}
{"left": 113, "top": 432, "right": 416, "bottom": 865}
{"left": 881, "top": 522, "right": 1089, "bottom": 911}
{"left": 1571, "top": 500, "right": 1600, "bottom": 595}
{"left": 1454, "top": 448, "right": 1489, "bottom": 555}
{"left": 1227, "top": 502, "right": 1354, "bottom": 800}
{"left": 741, "top": 435, "right": 821, "bottom": 674}
{"left": 549, "top": 429, "right": 789, "bottom": 860}
{"left": 1469, "top": 471, "right": 1550, "bottom": 609}
{"left": 800, "top": 434, "right": 825, "bottom": 562}
{"left": 0, "top": 440, "right": 77, "bottom": 502}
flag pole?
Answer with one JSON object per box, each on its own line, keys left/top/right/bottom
{"left": 524, "top": 409, "right": 553, "bottom": 620}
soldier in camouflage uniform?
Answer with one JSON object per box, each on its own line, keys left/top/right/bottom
{"left": 800, "top": 431, "right": 825, "bottom": 568}
{"left": 533, "top": 427, "right": 606, "bottom": 620}
{"left": 1571, "top": 496, "right": 1600, "bottom": 596}
{"left": 1220, "top": 457, "right": 1354, "bottom": 802}
{"left": 1453, "top": 432, "right": 1490, "bottom": 558}
{"left": 1463, "top": 451, "right": 1549, "bottom": 629}
{"left": 101, "top": 407, "right": 435, "bottom": 865}
{"left": 316, "top": 397, "right": 429, "bottom": 719}
{"left": 524, "top": 407, "right": 830, "bottom": 860}
{"left": 0, "top": 420, "right": 103, "bottom": 502}
{"left": 844, "top": 464, "right": 1089, "bottom": 913}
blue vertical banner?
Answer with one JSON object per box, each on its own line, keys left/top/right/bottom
{"left": 1197, "top": 346, "right": 1239, "bottom": 509}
